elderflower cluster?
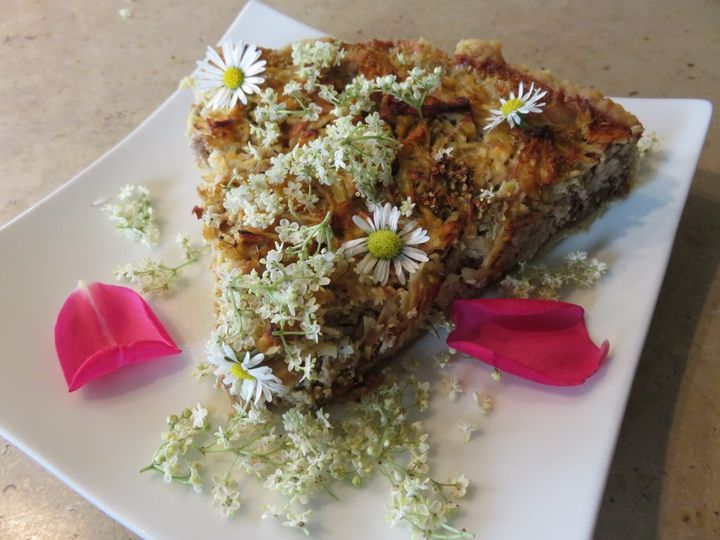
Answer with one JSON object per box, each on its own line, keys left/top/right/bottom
{"left": 224, "top": 172, "right": 284, "bottom": 229}
{"left": 376, "top": 66, "right": 443, "bottom": 115}
{"left": 101, "top": 184, "right": 159, "bottom": 246}
{"left": 215, "top": 219, "right": 336, "bottom": 382}
{"left": 142, "top": 406, "right": 208, "bottom": 491}
{"left": 115, "top": 233, "right": 206, "bottom": 294}
{"left": 317, "top": 74, "right": 377, "bottom": 118}
{"left": 145, "top": 375, "right": 473, "bottom": 539}
{"left": 291, "top": 40, "right": 346, "bottom": 89}
{"left": 501, "top": 250, "right": 608, "bottom": 300}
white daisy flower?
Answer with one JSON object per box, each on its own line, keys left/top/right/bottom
{"left": 207, "top": 342, "right": 285, "bottom": 405}
{"left": 195, "top": 41, "right": 266, "bottom": 109}
{"left": 342, "top": 202, "right": 430, "bottom": 286}
{"left": 484, "top": 82, "right": 547, "bottom": 132}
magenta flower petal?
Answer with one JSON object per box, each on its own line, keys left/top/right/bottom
{"left": 54, "top": 281, "right": 181, "bottom": 391}
{"left": 447, "top": 298, "right": 609, "bottom": 386}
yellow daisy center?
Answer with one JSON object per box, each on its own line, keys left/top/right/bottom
{"left": 230, "top": 363, "right": 254, "bottom": 381}
{"left": 367, "top": 230, "right": 403, "bottom": 260}
{"left": 500, "top": 97, "right": 524, "bottom": 117}
{"left": 223, "top": 67, "right": 245, "bottom": 90}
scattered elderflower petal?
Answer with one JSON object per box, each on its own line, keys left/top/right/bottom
{"left": 211, "top": 475, "right": 241, "bottom": 518}
{"left": 195, "top": 41, "right": 266, "bottom": 109}
{"left": 191, "top": 403, "right": 208, "bottom": 428}
{"left": 441, "top": 376, "right": 463, "bottom": 402}
{"left": 500, "top": 250, "right": 608, "bottom": 300}
{"left": 484, "top": 81, "right": 547, "bottom": 132}
{"left": 191, "top": 362, "right": 214, "bottom": 380}
{"left": 491, "top": 368, "right": 502, "bottom": 381}
{"left": 145, "top": 376, "right": 473, "bottom": 539}
{"left": 458, "top": 421, "right": 478, "bottom": 442}
{"left": 473, "top": 392, "right": 493, "bottom": 416}
{"left": 399, "top": 196, "right": 416, "bottom": 218}
{"left": 433, "top": 349, "right": 454, "bottom": 368}
{"left": 115, "top": 234, "right": 206, "bottom": 294}
{"left": 342, "top": 202, "right": 430, "bottom": 286}
{"left": 433, "top": 145, "right": 454, "bottom": 161}
{"left": 101, "top": 184, "right": 159, "bottom": 246}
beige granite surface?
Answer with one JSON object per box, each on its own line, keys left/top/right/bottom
{"left": 0, "top": 0, "right": 718, "bottom": 538}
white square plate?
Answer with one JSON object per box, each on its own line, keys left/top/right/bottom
{"left": 0, "top": 2, "right": 712, "bottom": 539}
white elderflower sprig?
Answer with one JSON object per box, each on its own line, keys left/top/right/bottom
{"left": 224, "top": 172, "right": 285, "bottom": 229}
{"left": 291, "top": 40, "right": 346, "bottom": 89}
{"left": 318, "top": 74, "right": 377, "bottom": 118}
{"left": 140, "top": 405, "right": 210, "bottom": 489}
{"left": 501, "top": 250, "right": 608, "bottom": 300}
{"left": 115, "top": 233, "right": 206, "bottom": 294}
{"left": 376, "top": 66, "right": 443, "bottom": 117}
{"left": 458, "top": 421, "right": 478, "bottom": 443}
{"left": 101, "top": 184, "right": 159, "bottom": 246}
{"left": 249, "top": 121, "right": 281, "bottom": 149}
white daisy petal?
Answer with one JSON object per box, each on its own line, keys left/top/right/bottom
{"left": 402, "top": 246, "right": 429, "bottom": 262}
{"left": 398, "top": 253, "right": 420, "bottom": 273}
{"left": 374, "top": 259, "right": 390, "bottom": 285}
{"left": 352, "top": 214, "right": 375, "bottom": 233}
{"left": 205, "top": 46, "right": 226, "bottom": 69}
{"left": 373, "top": 204, "right": 386, "bottom": 230}
{"left": 357, "top": 252, "right": 377, "bottom": 274}
{"left": 388, "top": 206, "right": 401, "bottom": 232}
{"left": 394, "top": 259, "right": 406, "bottom": 284}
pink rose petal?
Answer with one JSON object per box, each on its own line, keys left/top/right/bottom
{"left": 55, "top": 281, "right": 181, "bottom": 391}
{"left": 447, "top": 298, "right": 609, "bottom": 386}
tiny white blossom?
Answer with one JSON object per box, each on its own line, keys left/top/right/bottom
{"left": 484, "top": 81, "right": 547, "bottom": 132}
{"left": 399, "top": 196, "right": 416, "bottom": 217}
{"left": 458, "top": 421, "right": 477, "bottom": 442}
{"left": 446, "top": 474, "right": 469, "bottom": 498}
{"left": 433, "top": 146, "right": 454, "bottom": 161}
{"left": 441, "top": 376, "right": 463, "bottom": 402}
{"left": 191, "top": 403, "right": 208, "bottom": 428}
{"left": 211, "top": 475, "right": 241, "bottom": 518}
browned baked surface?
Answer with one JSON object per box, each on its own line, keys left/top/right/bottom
{"left": 188, "top": 38, "right": 642, "bottom": 405}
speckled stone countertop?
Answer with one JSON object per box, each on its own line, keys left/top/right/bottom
{"left": 1, "top": 1, "right": 717, "bottom": 538}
